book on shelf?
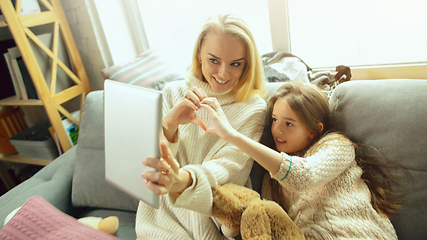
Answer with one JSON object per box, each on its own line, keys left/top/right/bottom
{"left": 48, "top": 110, "right": 80, "bottom": 154}
{"left": 1, "top": 39, "right": 18, "bottom": 101}
{"left": 16, "top": 56, "right": 38, "bottom": 99}
{"left": 7, "top": 46, "right": 32, "bottom": 100}
{"left": 20, "top": 0, "right": 41, "bottom": 16}
{"left": 0, "top": 0, "right": 41, "bottom": 27}
{"left": 62, "top": 110, "right": 80, "bottom": 146}
{"left": 2, "top": 32, "right": 74, "bottom": 101}
{"left": 3, "top": 52, "right": 22, "bottom": 100}
{"left": 0, "top": 0, "right": 41, "bottom": 17}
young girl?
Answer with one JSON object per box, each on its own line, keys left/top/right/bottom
{"left": 201, "top": 81, "right": 401, "bottom": 239}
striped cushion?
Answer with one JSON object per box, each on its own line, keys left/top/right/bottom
{"left": 102, "top": 48, "right": 180, "bottom": 90}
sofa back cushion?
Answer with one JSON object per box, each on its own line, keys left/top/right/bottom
{"left": 329, "top": 79, "right": 427, "bottom": 240}
{"left": 101, "top": 48, "right": 182, "bottom": 90}
{"left": 72, "top": 90, "right": 139, "bottom": 212}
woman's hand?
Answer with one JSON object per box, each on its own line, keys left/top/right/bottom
{"left": 202, "top": 98, "right": 283, "bottom": 175}
{"left": 163, "top": 86, "right": 208, "bottom": 142}
{"left": 141, "top": 140, "right": 192, "bottom": 195}
{"left": 200, "top": 97, "right": 238, "bottom": 141}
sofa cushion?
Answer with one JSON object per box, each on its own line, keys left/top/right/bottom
{"left": 0, "top": 146, "right": 77, "bottom": 223}
{"left": 329, "top": 79, "right": 427, "bottom": 240}
{"left": 72, "top": 91, "right": 139, "bottom": 212}
{"left": 102, "top": 48, "right": 181, "bottom": 91}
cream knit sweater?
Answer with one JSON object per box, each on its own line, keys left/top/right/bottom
{"left": 268, "top": 133, "right": 398, "bottom": 240}
{"left": 135, "top": 74, "right": 266, "bottom": 240}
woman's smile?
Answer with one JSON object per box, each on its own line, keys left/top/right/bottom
{"left": 213, "top": 75, "right": 230, "bottom": 84}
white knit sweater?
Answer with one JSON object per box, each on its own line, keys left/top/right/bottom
{"left": 135, "top": 74, "right": 266, "bottom": 240}
{"left": 269, "top": 133, "right": 398, "bottom": 240}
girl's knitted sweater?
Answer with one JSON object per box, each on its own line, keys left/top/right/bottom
{"left": 268, "top": 133, "right": 397, "bottom": 239}
{"left": 135, "top": 74, "right": 266, "bottom": 240}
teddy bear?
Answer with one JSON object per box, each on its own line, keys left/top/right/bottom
{"left": 78, "top": 216, "right": 119, "bottom": 236}
{"left": 212, "top": 183, "right": 306, "bottom": 240}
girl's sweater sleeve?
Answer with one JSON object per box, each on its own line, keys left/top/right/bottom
{"left": 172, "top": 98, "right": 266, "bottom": 215}
{"left": 271, "top": 134, "right": 355, "bottom": 191}
{"left": 175, "top": 102, "right": 266, "bottom": 215}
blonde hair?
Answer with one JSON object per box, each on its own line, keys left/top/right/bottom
{"left": 189, "top": 14, "right": 266, "bottom": 101}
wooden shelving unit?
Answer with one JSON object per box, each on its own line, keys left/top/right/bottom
{"left": 0, "top": 95, "right": 44, "bottom": 106}
{"left": 0, "top": 152, "right": 52, "bottom": 165}
{"left": 0, "top": 151, "right": 52, "bottom": 190}
{"left": 0, "top": 0, "right": 91, "bottom": 188}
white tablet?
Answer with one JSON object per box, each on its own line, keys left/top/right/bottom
{"left": 104, "top": 80, "right": 161, "bottom": 209}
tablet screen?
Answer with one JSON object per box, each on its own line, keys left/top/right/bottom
{"left": 104, "top": 80, "right": 161, "bottom": 209}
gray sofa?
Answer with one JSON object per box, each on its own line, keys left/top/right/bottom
{"left": 0, "top": 79, "right": 426, "bottom": 240}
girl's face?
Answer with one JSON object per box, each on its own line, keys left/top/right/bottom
{"left": 198, "top": 33, "right": 246, "bottom": 93}
{"left": 271, "top": 97, "right": 315, "bottom": 153}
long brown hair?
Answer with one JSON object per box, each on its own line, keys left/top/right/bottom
{"left": 262, "top": 82, "right": 329, "bottom": 152}
{"left": 262, "top": 81, "right": 407, "bottom": 218}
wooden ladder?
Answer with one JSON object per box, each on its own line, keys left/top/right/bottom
{"left": 0, "top": 0, "right": 92, "bottom": 152}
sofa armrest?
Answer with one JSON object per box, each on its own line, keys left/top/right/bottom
{"left": 0, "top": 146, "right": 77, "bottom": 226}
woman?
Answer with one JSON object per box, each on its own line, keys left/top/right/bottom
{"left": 136, "top": 14, "right": 267, "bottom": 239}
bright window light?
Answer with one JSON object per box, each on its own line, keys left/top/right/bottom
{"left": 137, "top": 0, "right": 272, "bottom": 73}
{"left": 287, "top": 0, "right": 427, "bottom": 68}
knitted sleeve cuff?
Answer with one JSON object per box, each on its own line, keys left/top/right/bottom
{"left": 270, "top": 152, "right": 292, "bottom": 182}
{"left": 168, "top": 165, "right": 214, "bottom": 216}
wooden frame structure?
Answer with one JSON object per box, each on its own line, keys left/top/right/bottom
{"left": 0, "top": 0, "right": 91, "bottom": 153}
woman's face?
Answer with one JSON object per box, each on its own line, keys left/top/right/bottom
{"left": 271, "top": 97, "right": 315, "bottom": 154}
{"left": 198, "top": 33, "right": 246, "bottom": 93}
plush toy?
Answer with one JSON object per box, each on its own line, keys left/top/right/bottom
{"left": 212, "top": 183, "right": 306, "bottom": 240}
{"left": 78, "top": 216, "right": 119, "bottom": 236}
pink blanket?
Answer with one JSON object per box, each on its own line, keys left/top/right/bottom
{"left": 0, "top": 196, "right": 119, "bottom": 240}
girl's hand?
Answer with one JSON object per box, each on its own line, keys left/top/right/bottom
{"left": 163, "top": 87, "right": 208, "bottom": 141}
{"left": 200, "top": 97, "right": 238, "bottom": 141}
{"left": 141, "top": 140, "right": 181, "bottom": 195}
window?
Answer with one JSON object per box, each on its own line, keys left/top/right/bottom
{"left": 288, "top": 0, "right": 427, "bottom": 68}
{"left": 269, "top": 0, "right": 427, "bottom": 79}
{"left": 108, "top": 0, "right": 425, "bottom": 79}
{"left": 136, "top": 0, "right": 272, "bottom": 73}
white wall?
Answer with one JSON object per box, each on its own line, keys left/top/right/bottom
{"left": 60, "top": 0, "right": 107, "bottom": 90}
{"left": 60, "top": 0, "right": 142, "bottom": 90}
{"left": 92, "top": 0, "right": 141, "bottom": 65}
